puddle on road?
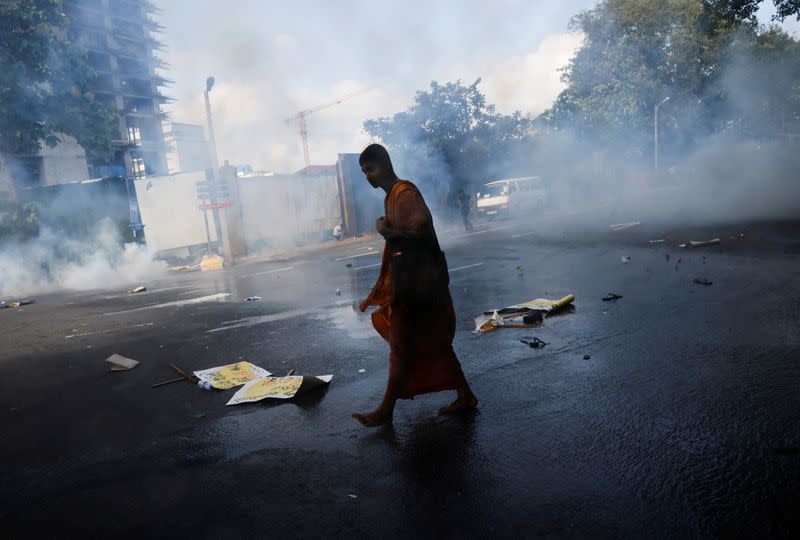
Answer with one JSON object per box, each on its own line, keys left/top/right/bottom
{"left": 205, "top": 301, "right": 376, "bottom": 338}
{"left": 311, "top": 305, "right": 376, "bottom": 340}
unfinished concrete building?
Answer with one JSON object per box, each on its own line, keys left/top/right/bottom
{"left": 64, "top": 0, "right": 170, "bottom": 179}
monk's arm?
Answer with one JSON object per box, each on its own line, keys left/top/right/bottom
{"left": 380, "top": 190, "right": 429, "bottom": 240}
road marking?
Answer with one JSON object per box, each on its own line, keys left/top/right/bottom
{"left": 100, "top": 293, "right": 231, "bottom": 316}
{"left": 449, "top": 263, "right": 484, "bottom": 273}
{"left": 241, "top": 266, "right": 294, "bottom": 278}
{"left": 65, "top": 322, "right": 155, "bottom": 339}
{"left": 208, "top": 300, "right": 352, "bottom": 333}
{"left": 452, "top": 225, "right": 512, "bottom": 238}
{"left": 335, "top": 251, "right": 380, "bottom": 261}
{"left": 511, "top": 231, "right": 537, "bottom": 238}
{"left": 353, "top": 262, "right": 382, "bottom": 270}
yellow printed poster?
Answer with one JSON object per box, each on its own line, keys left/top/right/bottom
{"left": 226, "top": 375, "right": 333, "bottom": 406}
{"left": 193, "top": 361, "right": 272, "bottom": 390}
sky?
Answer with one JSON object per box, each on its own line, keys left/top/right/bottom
{"left": 155, "top": 0, "right": 800, "bottom": 174}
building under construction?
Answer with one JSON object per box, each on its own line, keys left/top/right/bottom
{"left": 64, "top": 0, "right": 170, "bottom": 179}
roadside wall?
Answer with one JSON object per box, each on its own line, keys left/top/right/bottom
{"left": 134, "top": 171, "right": 217, "bottom": 254}
{"left": 238, "top": 172, "right": 341, "bottom": 251}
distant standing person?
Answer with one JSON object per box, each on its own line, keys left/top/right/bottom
{"left": 353, "top": 144, "right": 478, "bottom": 427}
{"left": 457, "top": 189, "right": 473, "bottom": 231}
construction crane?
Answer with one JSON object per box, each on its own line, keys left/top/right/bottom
{"left": 287, "top": 88, "right": 373, "bottom": 167}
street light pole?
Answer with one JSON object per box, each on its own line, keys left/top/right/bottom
{"left": 203, "top": 76, "right": 220, "bottom": 173}
{"left": 654, "top": 96, "right": 670, "bottom": 172}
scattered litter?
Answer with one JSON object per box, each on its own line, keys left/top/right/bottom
{"left": 197, "top": 380, "right": 215, "bottom": 391}
{"left": 474, "top": 295, "right": 575, "bottom": 334}
{"left": 649, "top": 239, "right": 665, "bottom": 244}
{"left": 520, "top": 337, "right": 547, "bottom": 349}
{"left": 200, "top": 254, "right": 224, "bottom": 272}
{"left": 621, "top": 256, "right": 631, "bottom": 263}
{"left": 2, "top": 300, "right": 35, "bottom": 309}
{"left": 244, "top": 296, "right": 262, "bottom": 302}
{"left": 152, "top": 363, "right": 197, "bottom": 387}
{"left": 516, "top": 265, "right": 524, "bottom": 273}
{"left": 602, "top": 293, "right": 623, "bottom": 302}
{"left": 286, "top": 369, "right": 296, "bottom": 376}
{"left": 610, "top": 221, "right": 640, "bottom": 231}
{"left": 348, "top": 494, "right": 358, "bottom": 499}
{"left": 194, "top": 361, "right": 272, "bottom": 390}
{"left": 693, "top": 278, "right": 713, "bottom": 286}
{"left": 358, "top": 369, "right": 366, "bottom": 373}
{"left": 169, "top": 264, "right": 200, "bottom": 272}
{"left": 679, "top": 238, "right": 720, "bottom": 249}
{"left": 226, "top": 374, "right": 333, "bottom": 406}
{"left": 336, "top": 289, "right": 342, "bottom": 296}
{"left": 128, "top": 286, "right": 147, "bottom": 294}
{"left": 346, "top": 263, "right": 353, "bottom": 268}
{"left": 583, "top": 354, "right": 591, "bottom": 360}
{"left": 105, "top": 353, "right": 139, "bottom": 371}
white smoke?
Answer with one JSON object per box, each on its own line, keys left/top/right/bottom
{"left": 0, "top": 218, "right": 167, "bottom": 298}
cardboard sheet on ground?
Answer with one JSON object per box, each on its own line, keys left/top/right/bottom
{"left": 226, "top": 375, "right": 333, "bottom": 406}
{"left": 193, "top": 361, "right": 272, "bottom": 389}
{"left": 474, "top": 294, "right": 574, "bottom": 334}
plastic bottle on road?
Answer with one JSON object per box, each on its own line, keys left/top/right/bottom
{"left": 197, "top": 380, "right": 214, "bottom": 391}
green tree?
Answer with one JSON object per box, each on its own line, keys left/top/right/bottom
{"left": 542, "top": 0, "right": 800, "bottom": 158}
{"left": 0, "top": 0, "right": 117, "bottom": 160}
{"left": 364, "top": 79, "right": 532, "bottom": 196}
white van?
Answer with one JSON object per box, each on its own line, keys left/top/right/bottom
{"left": 476, "top": 176, "right": 546, "bottom": 218}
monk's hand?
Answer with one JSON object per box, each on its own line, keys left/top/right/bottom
{"left": 358, "top": 299, "right": 369, "bottom": 312}
{"left": 376, "top": 216, "right": 388, "bottom": 237}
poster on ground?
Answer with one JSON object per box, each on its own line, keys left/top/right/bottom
{"left": 226, "top": 375, "right": 333, "bottom": 406}
{"left": 193, "top": 361, "right": 272, "bottom": 390}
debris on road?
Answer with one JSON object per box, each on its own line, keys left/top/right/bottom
{"left": 226, "top": 374, "right": 333, "bottom": 406}
{"left": 610, "top": 221, "right": 641, "bottom": 231}
{"left": 197, "top": 380, "right": 215, "bottom": 390}
{"left": 193, "top": 361, "right": 272, "bottom": 390}
{"left": 346, "top": 263, "right": 353, "bottom": 268}
{"left": 516, "top": 265, "right": 524, "bottom": 273}
{"left": 336, "top": 289, "right": 342, "bottom": 296}
{"left": 520, "top": 336, "right": 547, "bottom": 349}
{"left": 679, "top": 238, "right": 720, "bottom": 249}
{"left": 474, "top": 294, "right": 575, "bottom": 334}
{"left": 583, "top": 354, "right": 591, "bottom": 360}
{"left": 169, "top": 264, "right": 200, "bottom": 272}
{"left": 358, "top": 369, "right": 366, "bottom": 373}
{"left": 2, "top": 300, "right": 35, "bottom": 309}
{"left": 621, "top": 256, "right": 631, "bottom": 263}
{"left": 693, "top": 278, "right": 713, "bottom": 286}
{"left": 200, "top": 254, "right": 224, "bottom": 272}
{"left": 105, "top": 353, "right": 140, "bottom": 371}
{"left": 649, "top": 239, "right": 665, "bottom": 244}
{"left": 602, "top": 293, "right": 623, "bottom": 302}
{"left": 128, "top": 286, "right": 147, "bottom": 294}
{"left": 244, "top": 296, "right": 261, "bottom": 302}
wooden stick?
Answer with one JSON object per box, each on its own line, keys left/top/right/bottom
{"left": 152, "top": 376, "right": 188, "bottom": 388}
{"left": 169, "top": 363, "right": 194, "bottom": 380}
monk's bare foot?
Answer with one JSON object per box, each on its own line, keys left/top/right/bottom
{"left": 438, "top": 395, "right": 479, "bottom": 415}
{"left": 352, "top": 409, "right": 393, "bottom": 427}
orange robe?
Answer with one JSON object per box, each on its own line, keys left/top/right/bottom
{"left": 362, "top": 180, "right": 467, "bottom": 399}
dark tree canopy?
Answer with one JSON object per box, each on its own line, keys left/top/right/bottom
{"left": 0, "top": 0, "right": 117, "bottom": 160}
{"left": 541, "top": 0, "right": 800, "bottom": 159}
{"left": 363, "top": 80, "right": 532, "bottom": 195}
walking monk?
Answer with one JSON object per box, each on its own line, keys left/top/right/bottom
{"left": 353, "top": 144, "right": 478, "bottom": 427}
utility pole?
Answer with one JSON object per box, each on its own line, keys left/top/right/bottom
{"left": 654, "top": 96, "right": 670, "bottom": 172}
{"left": 203, "top": 76, "right": 231, "bottom": 261}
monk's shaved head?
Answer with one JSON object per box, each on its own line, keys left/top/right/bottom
{"left": 359, "top": 143, "right": 393, "bottom": 168}
{"left": 360, "top": 143, "right": 397, "bottom": 190}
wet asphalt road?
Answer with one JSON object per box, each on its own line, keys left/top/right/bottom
{"left": 1, "top": 206, "right": 800, "bottom": 538}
